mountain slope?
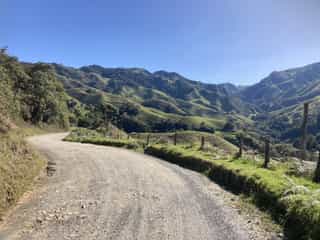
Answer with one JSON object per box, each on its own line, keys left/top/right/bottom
{"left": 51, "top": 63, "right": 254, "bottom": 132}
{"left": 53, "top": 64, "right": 250, "bottom": 115}
{"left": 242, "top": 62, "right": 320, "bottom": 111}
{"left": 241, "top": 61, "right": 320, "bottom": 148}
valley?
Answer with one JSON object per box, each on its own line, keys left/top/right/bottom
{"left": 1, "top": 50, "right": 320, "bottom": 239}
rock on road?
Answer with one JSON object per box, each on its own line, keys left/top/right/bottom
{"left": 0, "top": 133, "right": 278, "bottom": 240}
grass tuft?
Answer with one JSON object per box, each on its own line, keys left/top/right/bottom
{"left": 0, "top": 131, "right": 45, "bottom": 217}
{"left": 64, "top": 128, "right": 142, "bottom": 150}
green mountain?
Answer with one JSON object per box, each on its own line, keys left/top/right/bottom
{"left": 242, "top": 62, "right": 320, "bottom": 148}
{"left": 241, "top": 62, "right": 320, "bottom": 111}
{"left": 51, "top": 63, "right": 254, "bottom": 132}
{"left": 50, "top": 60, "right": 320, "bottom": 149}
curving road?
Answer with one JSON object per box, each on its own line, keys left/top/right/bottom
{"left": 0, "top": 133, "right": 277, "bottom": 240}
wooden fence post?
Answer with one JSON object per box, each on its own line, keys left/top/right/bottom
{"left": 174, "top": 132, "right": 177, "bottom": 145}
{"left": 200, "top": 136, "right": 205, "bottom": 150}
{"left": 301, "top": 102, "right": 309, "bottom": 160}
{"left": 146, "top": 134, "right": 150, "bottom": 146}
{"left": 314, "top": 151, "right": 320, "bottom": 183}
{"left": 263, "top": 138, "right": 270, "bottom": 168}
{"left": 238, "top": 134, "right": 243, "bottom": 158}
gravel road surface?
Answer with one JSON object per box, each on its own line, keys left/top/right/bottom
{"left": 0, "top": 133, "right": 280, "bottom": 240}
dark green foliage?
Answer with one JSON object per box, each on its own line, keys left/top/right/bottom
{"left": 0, "top": 52, "right": 70, "bottom": 128}
{"left": 118, "top": 115, "right": 149, "bottom": 132}
{"left": 198, "top": 121, "right": 215, "bottom": 133}
{"left": 222, "top": 120, "right": 236, "bottom": 132}
{"left": 151, "top": 119, "right": 188, "bottom": 132}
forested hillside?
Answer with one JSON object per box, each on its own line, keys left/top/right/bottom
{"left": 242, "top": 62, "right": 320, "bottom": 148}
{"left": 0, "top": 50, "right": 70, "bottom": 131}
{"left": 50, "top": 63, "right": 255, "bottom": 133}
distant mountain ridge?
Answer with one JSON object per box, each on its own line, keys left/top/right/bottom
{"left": 241, "top": 62, "right": 320, "bottom": 111}
{"left": 56, "top": 60, "right": 320, "bottom": 116}
{"left": 52, "top": 63, "right": 251, "bottom": 116}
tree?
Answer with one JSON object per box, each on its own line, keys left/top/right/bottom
{"left": 21, "top": 64, "right": 69, "bottom": 127}
{"left": 223, "top": 120, "right": 235, "bottom": 132}
{"left": 96, "top": 102, "right": 118, "bottom": 130}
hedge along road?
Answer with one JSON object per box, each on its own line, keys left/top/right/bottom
{"left": 0, "top": 133, "right": 279, "bottom": 240}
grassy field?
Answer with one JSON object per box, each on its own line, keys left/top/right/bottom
{"left": 66, "top": 128, "right": 239, "bottom": 154}
{"left": 130, "top": 130, "right": 238, "bottom": 154}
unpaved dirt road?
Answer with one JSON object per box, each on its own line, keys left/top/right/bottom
{"left": 0, "top": 133, "right": 279, "bottom": 240}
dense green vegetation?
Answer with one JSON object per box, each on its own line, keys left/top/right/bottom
{"left": 0, "top": 51, "right": 70, "bottom": 129}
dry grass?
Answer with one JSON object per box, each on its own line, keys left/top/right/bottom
{"left": 0, "top": 130, "right": 45, "bottom": 217}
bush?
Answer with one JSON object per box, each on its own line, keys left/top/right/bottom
{"left": 74, "top": 137, "right": 140, "bottom": 149}
{"left": 64, "top": 129, "right": 142, "bottom": 150}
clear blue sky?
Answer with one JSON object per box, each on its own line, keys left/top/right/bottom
{"left": 1, "top": 0, "right": 320, "bottom": 85}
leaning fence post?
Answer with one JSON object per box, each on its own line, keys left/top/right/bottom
{"left": 314, "top": 150, "right": 320, "bottom": 183}
{"left": 301, "top": 102, "right": 310, "bottom": 160}
{"left": 146, "top": 134, "right": 150, "bottom": 146}
{"left": 174, "top": 132, "right": 177, "bottom": 145}
{"left": 200, "top": 136, "right": 205, "bottom": 150}
{"left": 263, "top": 138, "right": 270, "bottom": 168}
{"left": 238, "top": 133, "right": 243, "bottom": 158}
